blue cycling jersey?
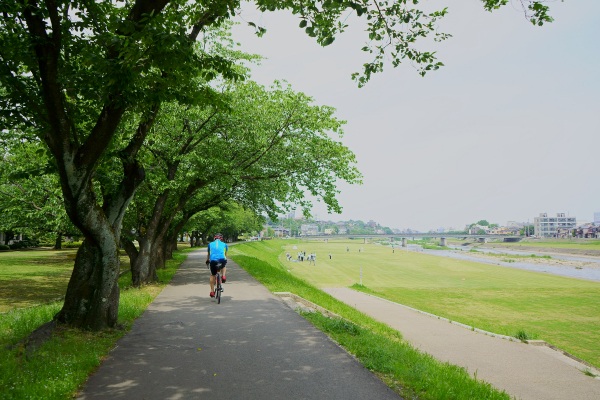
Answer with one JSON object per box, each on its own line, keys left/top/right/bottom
{"left": 208, "top": 239, "right": 228, "bottom": 261}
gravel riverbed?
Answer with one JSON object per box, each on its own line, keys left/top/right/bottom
{"left": 417, "top": 244, "right": 600, "bottom": 282}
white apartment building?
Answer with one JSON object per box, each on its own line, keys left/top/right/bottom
{"left": 533, "top": 213, "right": 576, "bottom": 238}
{"left": 300, "top": 224, "right": 319, "bottom": 236}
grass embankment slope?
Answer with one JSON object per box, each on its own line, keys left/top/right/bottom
{"left": 0, "top": 248, "right": 189, "bottom": 400}
{"left": 237, "top": 239, "right": 600, "bottom": 370}
{"left": 231, "top": 240, "right": 512, "bottom": 400}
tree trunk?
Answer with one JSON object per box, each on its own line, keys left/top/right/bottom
{"left": 54, "top": 232, "right": 62, "bottom": 250}
{"left": 55, "top": 227, "right": 121, "bottom": 330}
{"left": 52, "top": 152, "right": 143, "bottom": 329}
{"left": 131, "top": 237, "right": 154, "bottom": 286}
{"left": 122, "top": 237, "right": 138, "bottom": 267}
{"left": 169, "top": 236, "right": 178, "bottom": 258}
{"left": 154, "top": 240, "right": 166, "bottom": 271}
{"left": 4, "top": 231, "right": 14, "bottom": 246}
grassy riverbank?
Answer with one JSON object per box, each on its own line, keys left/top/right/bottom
{"left": 242, "top": 238, "right": 600, "bottom": 370}
{"left": 0, "top": 248, "right": 189, "bottom": 399}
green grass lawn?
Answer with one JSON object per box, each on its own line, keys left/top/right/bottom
{"left": 0, "top": 247, "right": 188, "bottom": 400}
{"left": 273, "top": 238, "right": 600, "bottom": 369}
{"left": 0, "top": 250, "right": 77, "bottom": 312}
{"left": 0, "top": 249, "right": 130, "bottom": 312}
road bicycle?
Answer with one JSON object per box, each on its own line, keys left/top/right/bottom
{"left": 215, "top": 265, "right": 224, "bottom": 304}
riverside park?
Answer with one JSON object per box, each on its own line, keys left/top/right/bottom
{"left": 232, "top": 237, "right": 600, "bottom": 370}
{"left": 2, "top": 238, "right": 600, "bottom": 399}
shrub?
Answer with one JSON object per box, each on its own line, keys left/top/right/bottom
{"left": 62, "top": 241, "right": 83, "bottom": 249}
{"left": 21, "top": 239, "right": 39, "bottom": 248}
{"left": 0, "top": 244, "right": 9, "bottom": 251}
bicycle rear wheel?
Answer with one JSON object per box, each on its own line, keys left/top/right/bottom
{"left": 216, "top": 274, "right": 222, "bottom": 304}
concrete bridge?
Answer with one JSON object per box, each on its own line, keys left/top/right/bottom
{"left": 296, "top": 233, "right": 522, "bottom": 247}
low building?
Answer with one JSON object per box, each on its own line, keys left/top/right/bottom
{"left": 272, "top": 227, "right": 290, "bottom": 237}
{"left": 533, "top": 213, "right": 576, "bottom": 238}
{"left": 300, "top": 224, "right": 319, "bottom": 236}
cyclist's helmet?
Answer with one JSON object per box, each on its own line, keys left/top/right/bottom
{"left": 214, "top": 233, "right": 223, "bottom": 240}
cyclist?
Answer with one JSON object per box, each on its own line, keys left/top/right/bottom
{"left": 206, "top": 233, "right": 228, "bottom": 298}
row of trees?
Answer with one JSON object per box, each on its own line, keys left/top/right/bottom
{"left": 0, "top": 0, "right": 553, "bottom": 331}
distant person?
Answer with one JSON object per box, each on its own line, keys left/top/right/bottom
{"left": 329, "top": 253, "right": 332, "bottom": 259}
{"left": 205, "top": 233, "right": 228, "bottom": 298}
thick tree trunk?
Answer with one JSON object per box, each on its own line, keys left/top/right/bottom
{"left": 131, "top": 237, "right": 155, "bottom": 286}
{"left": 52, "top": 153, "right": 143, "bottom": 329}
{"left": 154, "top": 240, "right": 166, "bottom": 271}
{"left": 55, "top": 227, "right": 121, "bottom": 330}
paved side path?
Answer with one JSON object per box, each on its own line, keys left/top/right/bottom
{"left": 78, "top": 250, "right": 399, "bottom": 400}
{"left": 324, "top": 288, "right": 600, "bottom": 400}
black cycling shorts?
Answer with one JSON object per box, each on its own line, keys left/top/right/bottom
{"left": 209, "top": 259, "right": 227, "bottom": 276}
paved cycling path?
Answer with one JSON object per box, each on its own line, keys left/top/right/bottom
{"left": 324, "top": 287, "right": 600, "bottom": 400}
{"left": 77, "top": 249, "right": 399, "bottom": 400}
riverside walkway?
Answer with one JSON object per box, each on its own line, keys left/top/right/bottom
{"left": 77, "top": 249, "right": 399, "bottom": 400}
{"left": 77, "top": 248, "right": 600, "bottom": 400}
{"left": 324, "top": 288, "right": 600, "bottom": 400}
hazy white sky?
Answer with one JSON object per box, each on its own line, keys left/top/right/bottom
{"left": 232, "top": 1, "right": 599, "bottom": 232}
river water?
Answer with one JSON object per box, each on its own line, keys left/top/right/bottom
{"left": 407, "top": 245, "right": 600, "bottom": 282}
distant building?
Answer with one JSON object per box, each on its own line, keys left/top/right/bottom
{"left": 272, "top": 227, "right": 290, "bottom": 237}
{"left": 468, "top": 225, "right": 489, "bottom": 235}
{"left": 300, "top": 224, "right": 319, "bottom": 236}
{"left": 533, "top": 213, "right": 576, "bottom": 238}
{"left": 594, "top": 212, "right": 600, "bottom": 226}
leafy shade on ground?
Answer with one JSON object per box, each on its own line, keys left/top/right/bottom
{"left": 0, "top": 249, "right": 130, "bottom": 312}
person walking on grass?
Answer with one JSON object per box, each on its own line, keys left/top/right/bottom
{"left": 206, "top": 233, "right": 228, "bottom": 298}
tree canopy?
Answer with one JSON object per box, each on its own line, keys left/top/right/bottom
{"left": 0, "top": 0, "right": 556, "bottom": 330}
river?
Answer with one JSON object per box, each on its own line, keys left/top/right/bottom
{"left": 407, "top": 244, "right": 600, "bottom": 282}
